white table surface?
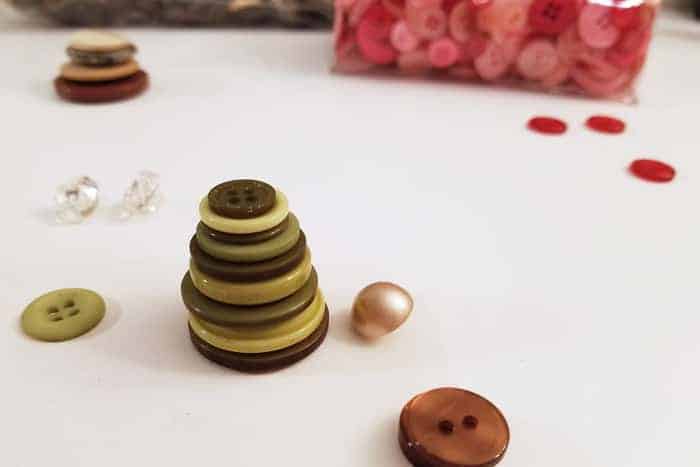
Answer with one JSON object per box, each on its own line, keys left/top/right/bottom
{"left": 1, "top": 6, "right": 699, "bottom": 467}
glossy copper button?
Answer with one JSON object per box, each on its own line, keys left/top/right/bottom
{"left": 399, "top": 387, "right": 509, "bottom": 467}
{"left": 207, "top": 179, "right": 276, "bottom": 219}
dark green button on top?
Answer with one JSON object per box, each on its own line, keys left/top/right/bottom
{"left": 21, "top": 288, "right": 106, "bottom": 342}
{"left": 208, "top": 180, "right": 276, "bottom": 219}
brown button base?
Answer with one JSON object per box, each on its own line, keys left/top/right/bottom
{"left": 54, "top": 70, "right": 149, "bottom": 103}
{"left": 188, "top": 308, "right": 329, "bottom": 373}
{"left": 399, "top": 388, "right": 509, "bottom": 467}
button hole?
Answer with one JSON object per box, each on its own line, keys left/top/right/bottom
{"left": 50, "top": 316, "right": 64, "bottom": 322}
{"left": 227, "top": 190, "right": 239, "bottom": 197}
{"left": 47, "top": 307, "right": 59, "bottom": 315}
{"left": 228, "top": 197, "right": 241, "bottom": 205}
{"left": 462, "top": 415, "right": 478, "bottom": 430}
{"left": 64, "top": 300, "right": 75, "bottom": 308}
{"left": 438, "top": 420, "right": 454, "bottom": 435}
{"left": 245, "top": 196, "right": 256, "bottom": 203}
{"left": 68, "top": 309, "right": 80, "bottom": 317}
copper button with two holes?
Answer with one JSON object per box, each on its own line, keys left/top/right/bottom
{"left": 399, "top": 387, "right": 509, "bottom": 467}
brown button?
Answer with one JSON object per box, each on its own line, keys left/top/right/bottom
{"left": 399, "top": 387, "right": 509, "bottom": 467}
{"left": 207, "top": 179, "right": 276, "bottom": 219}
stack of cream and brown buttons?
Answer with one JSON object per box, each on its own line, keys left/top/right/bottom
{"left": 54, "top": 29, "right": 149, "bottom": 104}
{"left": 181, "top": 180, "right": 329, "bottom": 372}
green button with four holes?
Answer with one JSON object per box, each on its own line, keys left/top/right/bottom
{"left": 21, "top": 288, "right": 105, "bottom": 342}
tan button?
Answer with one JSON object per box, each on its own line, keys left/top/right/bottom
{"left": 60, "top": 59, "right": 140, "bottom": 82}
{"left": 399, "top": 387, "right": 509, "bottom": 467}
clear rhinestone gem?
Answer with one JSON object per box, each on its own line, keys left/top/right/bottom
{"left": 54, "top": 176, "right": 99, "bottom": 224}
{"left": 119, "top": 170, "right": 162, "bottom": 219}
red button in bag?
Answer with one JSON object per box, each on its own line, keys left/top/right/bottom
{"left": 578, "top": 3, "right": 620, "bottom": 49}
{"left": 391, "top": 20, "right": 420, "bottom": 52}
{"left": 516, "top": 38, "right": 559, "bottom": 80}
{"left": 474, "top": 41, "right": 511, "bottom": 80}
{"left": 449, "top": 0, "right": 474, "bottom": 43}
{"left": 606, "top": 5, "right": 653, "bottom": 69}
{"left": 612, "top": 5, "right": 641, "bottom": 30}
{"left": 629, "top": 159, "right": 676, "bottom": 183}
{"left": 528, "top": 0, "right": 577, "bottom": 35}
{"left": 356, "top": 5, "right": 398, "bottom": 65}
{"left": 428, "top": 37, "right": 461, "bottom": 68}
{"left": 406, "top": 5, "right": 448, "bottom": 40}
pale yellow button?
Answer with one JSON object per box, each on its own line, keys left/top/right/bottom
{"left": 189, "top": 248, "right": 312, "bottom": 305}
{"left": 188, "top": 289, "right": 325, "bottom": 353}
{"left": 60, "top": 59, "right": 140, "bottom": 82}
{"left": 199, "top": 190, "right": 289, "bottom": 234}
{"left": 69, "top": 29, "right": 133, "bottom": 52}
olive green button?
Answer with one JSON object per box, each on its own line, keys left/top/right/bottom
{"left": 195, "top": 212, "right": 301, "bottom": 263}
{"left": 21, "top": 288, "right": 105, "bottom": 342}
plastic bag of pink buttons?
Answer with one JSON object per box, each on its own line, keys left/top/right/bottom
{"left": 333, "top": 0, "right": 658, "bottom": 101}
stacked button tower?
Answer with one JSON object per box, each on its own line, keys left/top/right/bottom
{"left": 181, "top": 180, "right": 329, "bottom": 372}
{"left": 54, "top": 29, "right": 149, "bottom": 104}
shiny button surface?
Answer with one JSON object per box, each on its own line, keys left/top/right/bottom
{"left": 399, "top": 387, "right": 509, "bottom": 467}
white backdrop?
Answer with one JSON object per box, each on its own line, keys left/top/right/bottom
{"left": 1, "top": 9, "right": 699, "bottom": 467}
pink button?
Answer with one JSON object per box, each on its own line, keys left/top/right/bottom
{"left": 476, "top": 0, "right": 530, "bottom": 40}
{"left": 528, "top": 0, "right": 577, "bottom": 35}
{"left": 516, "top": 38, "right": 559, "bottom": 80}
{"left": 449, "top": 0, "right": 474, "bottom": 43}
{"left": 570, "top": 67, "right": 630, "bottom": 97}
{"left": 540, "top": 63, "right": 570, "bottom": 88}
{"left": 406, "top": 5, "right": 448, "bottom": 40}
{"left": 428, "top": 37, "right": 461, "bottom": 67}
{"left": 474, "top": 41, "right": 511, "bottom": 80}
{"left": 577, "top": 50, "right": 621, "bottom": 81}
{"left": 578, "top": 3, "right": 620, "bottom": 49}
{"left": 391, "top": 20, "right": 420, "bottom": 52}
{"left": 606, "top": 25, "right": 651, "bottom": 69}
{"left": 356, "top": 4, "right": 399, "bottom": 65}
{"left": 397, "top": 48, "right": 433, "bottom": 74}
{"left": 606, "top": 5, "right": 653, "bottom": 68}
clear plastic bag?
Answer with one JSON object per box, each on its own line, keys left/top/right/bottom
{"left": 333, "top": 0, "right": 659, "bottom": 101}
{"left": 5, "top": 0, "right": 333, "bottom": 27}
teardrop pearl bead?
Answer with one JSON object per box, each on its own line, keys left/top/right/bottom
{"left": 351, "top": 282, "right": 413, "bottom": 339}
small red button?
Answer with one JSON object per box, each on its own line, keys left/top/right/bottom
{"left": 528, "top": 0, "right": 577, "bottom": 35}
{"left": 586, "top": 115, "right": 626, "bottom": 134}
{"left": 629, "top": 159, "right": 676, "bottom": 183}
{"left": 356, "top": 4, "right": 398, "bottom": 65}
{"left": 527, "top": 116, "right": 567, "bottom": 134}
{"left": 612, "top": 5, "right": 641, "bottom": 30}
